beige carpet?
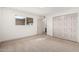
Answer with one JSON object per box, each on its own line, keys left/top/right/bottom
{"left": 0, "top": 34, "right": 79, "bottom": 52}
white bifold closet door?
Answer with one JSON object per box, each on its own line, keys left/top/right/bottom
{"left": 53, "top": 13, "right": 77, "bottom": 41}
{"left": 53, "top": 16, "right": 65, "bottom": 39}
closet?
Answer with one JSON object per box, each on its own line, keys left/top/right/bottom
{"left": 53, "top": 13, "right": 77, "bottom": 41}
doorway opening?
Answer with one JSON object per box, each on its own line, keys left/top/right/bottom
{"left": 37, "top": 16, "right": 47, "bottom": 35}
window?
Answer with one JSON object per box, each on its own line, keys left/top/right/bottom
{"left": 15, "top": 16, "right": 33, "bottom": 25}
{"left": 26, "top": 17, "right": 33, "bottom": 25}
{"left": 15, "top": 16, "right": 25, "bottom": 25}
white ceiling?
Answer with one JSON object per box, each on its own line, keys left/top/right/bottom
{"left": 10, "top": 7, "right": 79, "bottom": 16}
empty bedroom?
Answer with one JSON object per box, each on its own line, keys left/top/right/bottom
{"left": 0, "top": 7, "right": 79, "bottom": 52}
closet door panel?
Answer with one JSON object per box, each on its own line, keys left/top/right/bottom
{"left": 53, "top": 17, "right": 59, "bottom": 37}
{"left": 64, "top": 14, "right": 72, "bottom": 40}
{"left": 53, "top": 16, "right": 64, "bottom": 39}
{"left": 57, "top": 16, "right": 64, "bottom": 39}
{"left": 64, "top": 13, "right": 77, "bottom": 41}
{"left": 71, "top": 13, "right": 77, "bottom": 41}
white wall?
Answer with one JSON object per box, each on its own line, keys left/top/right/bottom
{"left": 0, "top": 8, "right": 2, "bottom": 39}
{"left": 0, "top": 8, "right": 4, "bottom": 40}
{"left": 77, "top": 13, "right": 79, "bottom": 42}
{"left": 46, "top": 16, "right": 53, "bottom": 36}
{"left": 0, "top": 8, "right": 38, "bottom": 42}
{"left": 0, "top": 8, "right": 1, "bottom": 39}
